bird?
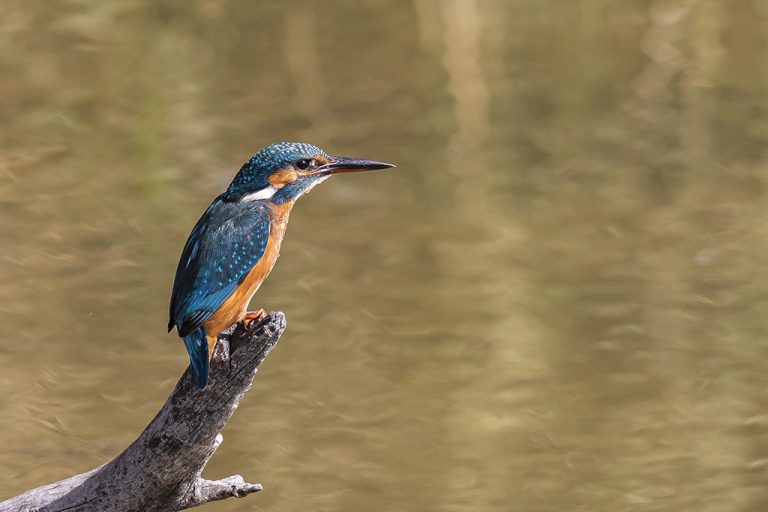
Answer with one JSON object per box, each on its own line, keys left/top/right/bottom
{"left": 168, "top": 142, "right": 394, "bottom": 389}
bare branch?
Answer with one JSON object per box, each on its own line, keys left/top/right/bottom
{"left": 0, "top": 311, "right": 285, "bottom": 512}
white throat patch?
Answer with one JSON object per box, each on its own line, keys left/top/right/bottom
{"left": 240, "top": 175, "right": 330, "bottom": 202}
{"left": 241, "top": 186, "right": 278, "bottom": 202}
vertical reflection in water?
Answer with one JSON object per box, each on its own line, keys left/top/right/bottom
{"left": 427, "top": 1, "right": 556, "bottom": 507}
{"left": 680, "top": 1, "right": 721, "bottom": 178}
{"left": 627, "top": 1, "right": 690, "bottom": 202}
{"left": 441, "top": 0, "right": 490, "bottom": 178}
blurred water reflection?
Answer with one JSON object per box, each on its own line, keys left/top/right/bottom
{"left": 2, "top": 1, "right": 768, "bottom": 511}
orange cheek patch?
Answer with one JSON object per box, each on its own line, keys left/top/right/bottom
{"left": 268, "top": 169, "right": 298, "bottom": 188}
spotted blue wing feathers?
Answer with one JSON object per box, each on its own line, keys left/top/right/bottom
{"left": 168, "top": 196, "right": 272, "bottom": 338}
{"left": 168, "top": 214, "right": 206, "bottom": 332}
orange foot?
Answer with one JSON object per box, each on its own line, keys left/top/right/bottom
{"left": 242, "top": 308, "right": 267, "bottom": 329}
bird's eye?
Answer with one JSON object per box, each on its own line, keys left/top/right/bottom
{"left": 296, "top": 159, "right": 311, "bottom": 170}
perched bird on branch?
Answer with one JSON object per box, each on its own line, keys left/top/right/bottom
{"left": 168, "top": 142, "right": 394, "bottom": 388}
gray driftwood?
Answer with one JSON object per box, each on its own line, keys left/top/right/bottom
{"left": 0, "top": 311, "right": 286, "bottom": 512}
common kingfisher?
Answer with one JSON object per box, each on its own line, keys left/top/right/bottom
{"left": 168, "top": 142, "right": 394, "bottom": 389}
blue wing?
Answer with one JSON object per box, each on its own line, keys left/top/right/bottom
{"left": 168, "top": 196, "right": 271, "bottom": 337}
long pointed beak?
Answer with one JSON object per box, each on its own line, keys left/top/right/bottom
{"left": 321, "top": 156, "right": 396, "bottom": 174}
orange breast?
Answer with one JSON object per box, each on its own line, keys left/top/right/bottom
{"left": 203, "top": 201, "right": 294, "bottom": 338}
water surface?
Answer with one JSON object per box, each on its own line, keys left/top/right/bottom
{"left": 2, "top": 1, "right": 768, "bottom": 511}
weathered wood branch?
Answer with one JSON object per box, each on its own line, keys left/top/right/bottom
{"left": 0, "top": 311, "right": 286, "bottom": 512}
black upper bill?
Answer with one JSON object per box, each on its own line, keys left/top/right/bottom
{"left": 322, "top": 156, "right": 396, "bottom": 174}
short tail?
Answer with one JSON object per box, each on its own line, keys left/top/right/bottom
{"left": 183, "top": 328, "right": 209, "bottom": 389}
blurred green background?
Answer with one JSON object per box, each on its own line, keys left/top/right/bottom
{"left": 2, "top": 1, "right": 768, "bottom": 511}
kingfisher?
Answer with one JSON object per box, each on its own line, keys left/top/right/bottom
{"left": 168, "top": 142, "right": 394, "bottom": 389}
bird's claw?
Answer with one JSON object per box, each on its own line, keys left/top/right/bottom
{"left": 242, "top": 308, "right": 267, "bottom": 330}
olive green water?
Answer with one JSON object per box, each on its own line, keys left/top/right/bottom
{"left": 2, "top": 1, "right": 768, "bottom": 511}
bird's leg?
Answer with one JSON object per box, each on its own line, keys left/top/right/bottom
{"left": 242, "top": 308, "right": 267, "bottom": 329}
{"left": 206, "top": 335, "right": 218, "bottom": 361}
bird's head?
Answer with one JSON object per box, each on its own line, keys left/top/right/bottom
{"left": 224, "top": 142, "right": 394, "bottom": 204}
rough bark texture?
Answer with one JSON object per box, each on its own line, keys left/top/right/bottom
{"left": 0, "top": 311, "right": 286, "bottom": 512}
